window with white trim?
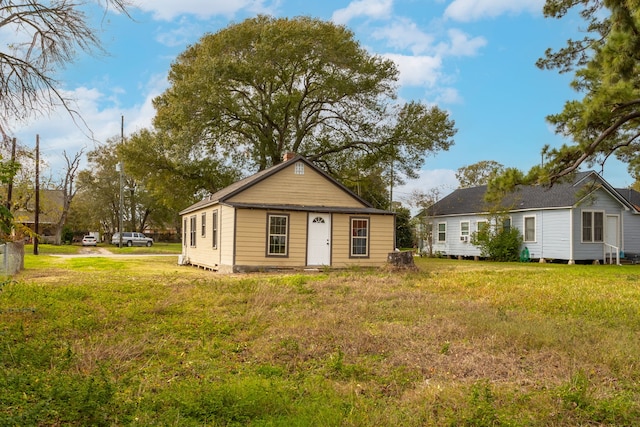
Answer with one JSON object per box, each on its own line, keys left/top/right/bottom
{"left": 437, "top": 223, "right": 446, "bottom": 242}
{"left": 190, "top": 216, "right": 197, "bottom": 247}
{"left": 477, "top": 220, "right": 488, "bottom": 233}
{"left": 267, "top": 214, "right": 288, "bottom": 256}
{"left": 201, "top": 212, "right": 206, "bottom": 237}
{"left": 294, "top": 162, "right": 304, "bottom": 175}
{"left": 460, "top": 221, "right": 470, "bottom": 236}
{"left": 212, "top": 210, "right": 218, "bottom": 249}
{"left": 502, "top": 218, "right": 511, "bottom": 232}
{"left": 524, "top": 216, "right": 536, "bottom": 242}
{"left": 351, "top": 217, "right": 369, "bottom": 257}
{"left": 582, "top": 211, "right": 604, "bottom": 242}
{"left": 183, "top": 218, "right": 187, "bottom": 246}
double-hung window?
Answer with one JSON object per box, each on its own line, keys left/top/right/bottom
{"left": 201, "top": 212, "right": 206, "bottom": 237}
{"left": 351, "top": 217, "right": 369, "bottom": 257}
{"left": 477, "top": 220, "right": 488, "bottom": 233}
{"left": 190, "top": 216, "right": 197, "bottom": 247}
{"left": 460, "top": 221, "right": 470, "bottom": 241}
{"left": 437, "top": 223, "right": 446, "bottom": 242}
{"left": 524, "top": 216, "right": 536, "bottom": 242}
{"left": 183, "top": 218, "right": 187, "bottom": 246}
{"left": 502, "top": 218, "right": 511, "bottom": 233}
{"left": 212, "top": 210, "right": 218, "bottom": 249}
{"left": 582, "top": 211, "right": 604, "bottom": 242}
{"left": 267, "top": 214, "right": 289, "bottom": 256}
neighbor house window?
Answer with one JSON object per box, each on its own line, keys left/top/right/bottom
{"left": 201, "top": 212, "right": 206, "bottom": 237}
{"left": 351, "top": 217, "right": 369, "bottom": 257}
{"left": 267, "top": 214, "right": 289, "bottom": 256}
{"left": 524, "top": 216, "right": 536, "bottom": 242}
{"left": 212, "top": 210, "right": 218, "bottom": 249}
{"left": 582, "top": 211, "right": 604, "bottom": 242}
{"left": 437, "top": 223, "right": 446, "bottom": 242}
{"left": 460, "top": 221, "right": 470, "bottom": 238}
{"left": 190, "top": 216, "right": 197, "bottom": 247}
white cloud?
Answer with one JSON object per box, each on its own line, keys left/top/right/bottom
{"left": 395, "top": 168, "right": 458, "bottom": 209}
{"left": 440, "top": 28, "right": 487, "bottom": 56}
{"left": 372, "top": 18, "right": 434, "bottom": 55}
{"left": 444, "top": 0, "right": 543, "bottom": 22}
{"left": 132, "top": 0, "right": 274, "bottom": 21}
{"left": 434, "top": 87, "right": 462, "bottom": 104}
{"left": 12, "top": 74, "right": 167, "bottom": 180}
{"left": 332, "top": 0, "right": 393, "bottom": 25}
{"left": 155, "top": 17, "right": 206, "bottom": 47}
{"left": 383, "top": 53, "right": 442, "bottom": 87}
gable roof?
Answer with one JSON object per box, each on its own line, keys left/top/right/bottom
{"left": 180, "top": 155, "right": 389, "bottom": 215}
{"left": 428, "top": 171, "right": 636, "bottom": 216}
{"left": 616, "top": 187, "right": 640, "bottom": 211}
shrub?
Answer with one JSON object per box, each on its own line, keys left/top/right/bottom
{"left": 471, "top": 226, "right": 523, "bottom": 262}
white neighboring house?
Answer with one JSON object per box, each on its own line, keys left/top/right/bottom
{"left": 426, "top": 171, "right": 640, "bottom": 264}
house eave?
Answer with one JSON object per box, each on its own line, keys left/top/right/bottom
{"left": 179, "top": 199, "right": 220, "bottom": 216}
{"left": 224, "top": 202, "right": 394, "bottom": 215}
{"left": 429, "top": 205, "right": 577, "bottom": 218}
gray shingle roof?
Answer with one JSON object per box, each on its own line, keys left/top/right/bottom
{"left": 616, "top": 187, "right": 640, "bottom": 210}
{"left": 428, "top": 171, "right": 634, "bottom": 216}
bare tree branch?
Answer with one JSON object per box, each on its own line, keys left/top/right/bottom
{"left": 0, "top": 1, "right": 132, "bottom": 132}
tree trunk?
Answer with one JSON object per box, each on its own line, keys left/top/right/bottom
{"left": 387, "top": 251, "right": 417, "bottom": 270}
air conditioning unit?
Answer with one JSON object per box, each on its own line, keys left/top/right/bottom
{"left": 460, "top": 235, "right": 468, "bottom": 242}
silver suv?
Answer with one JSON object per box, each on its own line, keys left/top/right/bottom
{"left": 111, "top": 232, "right": 154, "bottom": 247}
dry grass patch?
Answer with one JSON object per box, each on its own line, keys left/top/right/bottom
{"left": 2, "top": 257, "right": 640, "bottom": 425}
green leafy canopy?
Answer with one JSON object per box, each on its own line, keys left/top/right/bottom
{"left": 148, "top": 15, "right": 456, "bottom": 200}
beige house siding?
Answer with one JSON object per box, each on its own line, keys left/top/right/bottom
{"left": 234, "top": 209, "right": 308, "bottom": 267}
{"left": 179, "top": 156, "right": 395, "bottom": 272}
{"left": 182, "top": 207, "right": 395, "bottom": 271}
{"left": 368, "top": 215, "right": 396, "bottom": 264}
{"left": 226, "top": 161, "right": 365, "bottom": 208}
{"left": 183, "top": 207, "right": 219, "bottom": 269}
{"left": 220, "top": 205, "right": 235, "bottom": 267}
{"left": 331, "top": 214, "right": 395, "bottom": 267}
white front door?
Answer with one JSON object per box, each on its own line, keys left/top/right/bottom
{"left": 605, "top": 215, "right": 620, "bottom": 248}
{"left": 307, "top": 213, "right": 331, "bottom": 266}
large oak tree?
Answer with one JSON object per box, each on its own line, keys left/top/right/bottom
{"left": 150, "top": 15, "right": 456, "bottom": 201}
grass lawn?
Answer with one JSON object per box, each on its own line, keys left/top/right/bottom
{"left": 1, "top": 256, "right": 639, "bottom": 426}
{"left": 29, "top": 242, "right": 182, "bottom": 255}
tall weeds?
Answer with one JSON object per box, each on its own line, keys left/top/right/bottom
{"left": 0, "top": 256, "right": 638, "bottom": 425}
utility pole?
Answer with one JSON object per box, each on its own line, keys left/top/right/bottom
{"left": 34, "top": 135, "right": 40, "bottom": 255}
{"left": 118, "top": 116, "right": 124, "bottom": 248}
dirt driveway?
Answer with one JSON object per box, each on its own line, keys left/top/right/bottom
{"left": 55, "top": 247, "right": 178, "bottom": 258}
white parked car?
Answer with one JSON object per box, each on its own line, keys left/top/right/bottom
{"left": 111, "top": 232, "right": 154, "bottom": 247}
{"left": 81, "top": 235, "right": 98, "bottom": 246}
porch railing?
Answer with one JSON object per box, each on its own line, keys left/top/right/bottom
{"left": 604, "top": 243, "right": 620, "bottom": 265}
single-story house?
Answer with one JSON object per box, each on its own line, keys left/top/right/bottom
{"left": 13, "top": 189, "right": 64, "bottom": 243}
{"left": 179, "top": 154, "right": 396, "bottom": 273}
{"left": 426, "top": 171, "right": 640, "bottom": 264}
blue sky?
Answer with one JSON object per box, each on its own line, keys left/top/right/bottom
{"left": 7, "top": 0, "right": 634, "bottom": 203}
